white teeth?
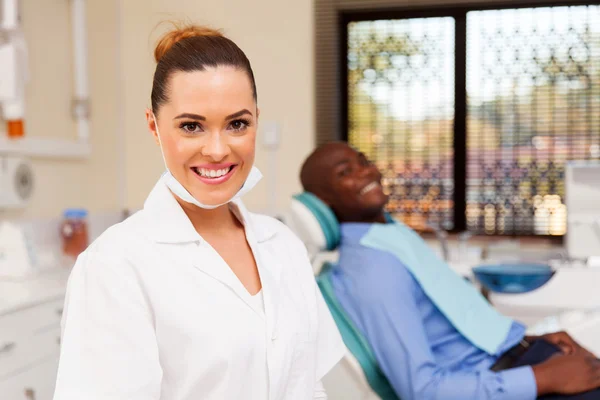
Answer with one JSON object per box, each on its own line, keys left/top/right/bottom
{"left": 195, "top": 167, "right": 231, "bottom": 178}
{"left": 361, "top": 182, "right": 379, "bottom": 195}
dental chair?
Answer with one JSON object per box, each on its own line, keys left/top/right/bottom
{"left": 288, "top": 193, "right": 400, "bottom": 400}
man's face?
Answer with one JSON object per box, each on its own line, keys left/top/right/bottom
{"left": 320, "top": 144, "right": 389, "bottom": 222}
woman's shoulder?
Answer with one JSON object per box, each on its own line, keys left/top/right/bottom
{"left": 90, "top": 211, "right": 149, "bottom": 250}
{"left": 64, "top": 213, "right": 156, "bottom": 314}
{"left": 246, "top": 211, "right": 305, "bottom": 248}
{"left": 75, "top": 210, "right": 154, "bottom": 269}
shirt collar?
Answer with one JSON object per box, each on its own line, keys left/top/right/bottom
{"left": 339, "top": 223, "right": 372, "bottom": 246}
{"left": 340, "top": 221, "right": 396, "bottom": 246}
{"left": 142, "top": 179, "right": 278, "bottom": 244}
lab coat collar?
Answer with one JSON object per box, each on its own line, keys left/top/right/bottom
{"left": 143, "top": 178, "right": 282, "bottom": 338}
{"left": 142, "top": 178, "right": 278, "bottom": 244}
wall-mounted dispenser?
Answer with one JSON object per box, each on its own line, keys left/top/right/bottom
{"left": 0, "top": 0, "right": 28, "bottom": 138}
{"left": 0, "top": 155, "right": 34, "bottom": 208}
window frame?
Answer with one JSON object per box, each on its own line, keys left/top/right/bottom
{"left": 339, "top": 1, "right": 600, "bottom": 236}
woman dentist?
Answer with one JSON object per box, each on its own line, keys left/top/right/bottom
{"left": 53, "top": 24, "right": 344, "bottom": 400}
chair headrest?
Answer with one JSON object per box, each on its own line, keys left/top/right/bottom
{"left": 289, "top": 192, "right": 340, "bottom": 252}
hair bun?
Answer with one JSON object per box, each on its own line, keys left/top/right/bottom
{"left": 154, "top": 23, "right": 223, "bottom": 63}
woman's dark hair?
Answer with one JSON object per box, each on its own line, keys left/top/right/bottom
{"left": 151, "top": 23, "right": 257, "bottom": 113}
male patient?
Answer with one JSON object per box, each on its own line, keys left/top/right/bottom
{"left": 300, "top": 142, "right": 600, "bottom": 400}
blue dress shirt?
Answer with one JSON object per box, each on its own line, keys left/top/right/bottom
{"left": 330, "top": 223, "right": 537, "bottom": 400}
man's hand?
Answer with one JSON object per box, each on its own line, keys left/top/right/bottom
{"left": 535, "top": 331, "right": 594, "bottom": 357}
{"left": 533, "top": 352, "right": 600, "bottom": 395}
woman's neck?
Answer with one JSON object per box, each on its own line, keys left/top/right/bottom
{"left": 177, "top": 198, "right": 240, "bottom": 237}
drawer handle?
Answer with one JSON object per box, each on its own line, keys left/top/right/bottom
{"left": 25, "top": 388, "right": 36, "bottom": 400}
{"left": 0, "top": 341, "right": 16, "bottom": 354}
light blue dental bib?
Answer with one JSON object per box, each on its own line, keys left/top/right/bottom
{"left": 360, "top": 220, "right": 513, "bottom": 355}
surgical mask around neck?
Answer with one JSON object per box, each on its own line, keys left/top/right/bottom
{"left": 153, "top": 114, "right": 262, "bottom": 210}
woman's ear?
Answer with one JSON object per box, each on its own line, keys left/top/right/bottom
{"left": 145, "top": 108, "right": 160, "bottom": 146}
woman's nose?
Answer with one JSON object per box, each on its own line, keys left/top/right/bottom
{"left": 201, "top": 132, "right": 231, "bottom": 161}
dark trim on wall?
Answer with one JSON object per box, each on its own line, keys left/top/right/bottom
{"left": 340, "top": 0, "right": 600, "bottom": 19}
{"left": 339, "top": 13, "right": 349, "bottom": 142}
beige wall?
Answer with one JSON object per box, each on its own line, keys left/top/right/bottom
{"left": 8, "top": 0, "right": 314, "bottom": 219}
{"left": 120, "top": 0, "right": 315, "bottom": 213}
{"left": 4, "top": 0, "right": 120, "bottom": 219}
{"left": 13, "top": 0, "right": 523, "bottom": 219}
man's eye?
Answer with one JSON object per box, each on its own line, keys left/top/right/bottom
{"left": 338, "top": 168, "right": 350, "bottom": 177}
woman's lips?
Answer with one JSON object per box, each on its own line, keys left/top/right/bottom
{"left": 191, "top": 165, "right": 237, "bottom": 185}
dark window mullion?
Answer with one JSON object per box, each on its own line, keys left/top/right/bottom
{"left": 453, "top": 12, "right": 468, "bottom": 233}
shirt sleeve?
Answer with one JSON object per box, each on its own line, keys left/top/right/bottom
{"left": 314, "top": 277, "right": 346, "bottom": 382}
{"left": 289, "top": 229, "right": 346, "bottom": 384}
{"left": 53, "top": 248, "right": 162, "bottom": 400}
{"left": 355, "top": 253, "right": 537, "bottom": 400}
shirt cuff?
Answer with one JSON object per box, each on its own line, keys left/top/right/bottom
{"left": 496, "top": 366, "right": 537, "bottom": 400}
{"left": 313, "top": 380, "right": 328, "bottom": 400}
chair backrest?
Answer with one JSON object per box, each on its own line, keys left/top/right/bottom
{"left": 317, "top": 263, "right": 400, "bottom": 400}
{"left": 288, "top": 192, "right": 341, "bottom": 256}
{"left": 288, "top": 193, "right": 400, "bottom": 398}
{"left": 287, "top": 193, "right": 396, "bottom": 255}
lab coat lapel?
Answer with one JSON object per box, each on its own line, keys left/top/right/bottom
{"left": 232, "top": 200, "right": 282, "bottom": 339}
{"left": 189, "top": 243, "right": 265, "bottom": 318}
{"left": 253, "top": 240, "right": 282, "bottom": 340}
{"left": 144, "top": 180, "right": 265, "bottom": 318}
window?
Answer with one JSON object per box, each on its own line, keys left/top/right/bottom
{"left": 343, "top": 4, "right": 600, "bottom": 235}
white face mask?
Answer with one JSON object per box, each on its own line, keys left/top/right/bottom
{"left": 153, "top": 114, "right": 262, "bottom": 209}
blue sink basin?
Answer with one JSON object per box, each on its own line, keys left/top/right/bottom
{"left": 472, "top": 264, "right": 556, "bottom": 294}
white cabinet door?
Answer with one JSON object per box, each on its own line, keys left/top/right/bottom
{"left": 0, "top": 298, "right": 64, "bottom": 380}
{"left": 0, "top": 332, "right": 57, "bottom": 380}
{"left": 1, "top": 356, "right": 59, "bottom": 400}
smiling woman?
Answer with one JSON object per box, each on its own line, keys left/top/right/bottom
{"left": 147, "top": 24, "right": 260, "bottom": 209}
{"left": 173, "top": 109, "right": 255, "bottom": 185}
{"left": 52, "top": 22, "right": 345, "bottom": 400}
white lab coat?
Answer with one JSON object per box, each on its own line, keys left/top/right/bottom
{"left": 53, "top": 179, "right": 345, "bottom": 400}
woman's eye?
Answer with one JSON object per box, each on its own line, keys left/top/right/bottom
{"left": 181, "top": 122, "right": 202, "bottom": 133}
{"left": 229, "top": 119, "right": 250, "bottom": 132}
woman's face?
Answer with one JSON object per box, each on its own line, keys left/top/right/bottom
{"left": 146, "top": 66, "right": 258, "bottom": 207}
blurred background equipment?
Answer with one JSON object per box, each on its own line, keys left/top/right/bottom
{"left": 0, "top": 0, "right": 28, "bottom": 138}
{"left": 0, "top": 155, "right": 33, "bottom": 209}
{"left": 565, "top": 161, "right": 600, "bottom": 262}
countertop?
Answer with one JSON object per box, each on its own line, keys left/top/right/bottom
{"left": 490, "top": 266, "right": 600, "bottom": 310}
{"left": 0, "top": 267, "right": 71, "bottom": 317}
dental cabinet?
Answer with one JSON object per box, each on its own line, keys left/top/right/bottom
{"left": 0, "top": 212, "right": 122, "bottom": 400}
{"left": 0, "top": 269, "right": 70, "bottom": 400}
